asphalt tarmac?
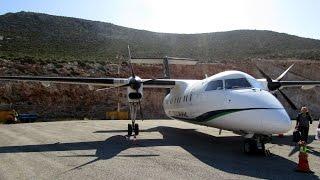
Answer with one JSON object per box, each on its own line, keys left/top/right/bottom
{"left": 0, "top": 120, "right": 319, "bottom": 180}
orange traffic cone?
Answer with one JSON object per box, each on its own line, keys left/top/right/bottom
{"left": 295, "top": 141, "right": 313, "bottom": 173}
{"left": 296, "top": 152, "right": 311, "bottom": 172}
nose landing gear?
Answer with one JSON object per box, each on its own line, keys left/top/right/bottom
{"left": 243, "top": 135, "right": 271, "bottom": 156}
{"left": 128, "top": 102, "right": 141, "bottom": 137}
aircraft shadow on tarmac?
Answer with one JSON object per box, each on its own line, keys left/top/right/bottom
{"left": 0, "top": 126, "right": 318, "bottom": 179}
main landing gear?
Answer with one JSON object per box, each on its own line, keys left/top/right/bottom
{"left": 243, "top": 135, "right": 271, "bottom": 156}
{"left": 128, "top": 102, "right": 140, "bottom": 137}
{"left": 128, "top": 122, "right": 139, "bottom": 136}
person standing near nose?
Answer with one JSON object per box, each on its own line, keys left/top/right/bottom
{"left": 296, "top": 106, "right": 313, "bottom": 143}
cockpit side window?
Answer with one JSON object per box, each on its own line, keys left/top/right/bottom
{"left": 205, "top": 80, "right": 223, "bottom": 91}
{"left": 225, "top": 78, "right": 252, "bottom": 89}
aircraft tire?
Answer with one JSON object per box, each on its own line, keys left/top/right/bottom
{"left": 128, "top": 124, "right": 133, "bottom": 136}
{"left": 243, "top": 139, "right": 257, "bottom": 154}
{"left": 134, "top": 123, "right": 139, "bottom": 135}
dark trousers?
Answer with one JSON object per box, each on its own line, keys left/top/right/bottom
{"left": 298, "top": 126, "right": 309, "bottom": 143}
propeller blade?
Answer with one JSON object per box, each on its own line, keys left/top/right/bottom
{"left": 96, "top": 83, "right": 129, "bottom": 92}
{"left": 276, "top": 64, "right": 295, "bottom": 81}
{"left": 96, "top": 78, "right": 158, "bottom": 92}
{"left": 256, "top": 65, "right": 272, "bottom": 83}
{"left": 127, "top": 45, "right": 135, "bottom": 78}
{"left": 256, "top": 65, "right": 283, "bottom": 91}
{"left": 278, "top": 89, "right": 298, "bottom": 110}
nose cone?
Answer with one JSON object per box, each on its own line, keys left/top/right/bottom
{"left": 246, "top": 90, "right": 291, "bottom": 134}
{"left": 261, "top": 109, "right": 292, "bottom": 134}
{"left": 228, "top": 90, "right": 292, "bottom": 134}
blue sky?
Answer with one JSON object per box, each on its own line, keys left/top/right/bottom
{"left": 1, "top": 0, "right": 319, "bottom": 39}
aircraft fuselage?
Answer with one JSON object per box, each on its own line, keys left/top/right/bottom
{"left": 163, "top": 71, "right": 291, "bottom": 135}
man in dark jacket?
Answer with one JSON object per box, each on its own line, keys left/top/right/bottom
{"left": 296, "top": 106, "right": 313, "bottom": 143}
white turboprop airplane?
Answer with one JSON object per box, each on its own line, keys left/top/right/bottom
{"left": 1, "top": 47, "right": 320, "bottom": 154}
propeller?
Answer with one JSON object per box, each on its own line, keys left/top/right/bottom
{"left": 256, "top": 66, "right": 280, "bottom": 91}
{"left": 95, "top": 78, "right": 158, "bottom": 92}
{"left": 96, "top": 46, "right": 140, "bottom": 92}
{"left": 257, "top": 64, "right": 298, "bottom": 110}
{"left": 96, "top": 45, "right": 162, "bottom": 120}
{"left": 127, "top": 46, "right": 146, "bottom": 121}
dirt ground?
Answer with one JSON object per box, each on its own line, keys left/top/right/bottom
{"left": 0, "top": 120, "right": 319, "bottom": 180}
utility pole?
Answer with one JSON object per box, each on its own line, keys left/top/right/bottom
{"left": 163, "top": 56, "right": 171, "bottom": 95}
{"left": 117, "top": 56, "right": 120, "bottom": 112}
{"left": 163, "top": 56, "right": 170, "bottom": 79}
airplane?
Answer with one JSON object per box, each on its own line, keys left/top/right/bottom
{"left": 0, "top": 46, "right": 320, "bottom": 154}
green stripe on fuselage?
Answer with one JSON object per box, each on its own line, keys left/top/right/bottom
{"left": 172, "top": 108, "right": 281, "bottom": 122}
{"left": 205, "top": 109, "right": 243, "bottom": 121}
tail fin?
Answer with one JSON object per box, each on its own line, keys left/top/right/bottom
{"left": 131, "top": 55, "right": 197, "bottom": 95}
{"left": 131, "top": 56, "right": 198, "bottom": 79}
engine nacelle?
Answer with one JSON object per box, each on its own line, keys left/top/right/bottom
{"left": 128, "top": 92, "right": 142, "bottom": 99}
{"left": 127, "top": 76, "right": 143, "bottom": 102}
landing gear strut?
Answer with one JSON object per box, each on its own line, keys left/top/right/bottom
{"left": 243, "top": 135, "right": 271, "bottom": 155}
{"left": 128, "top": 102, "right": 140, "bottom": 136}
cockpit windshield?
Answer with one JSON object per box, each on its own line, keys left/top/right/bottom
{"left": 225, "top": 78, "right": 252, "bottom": 89}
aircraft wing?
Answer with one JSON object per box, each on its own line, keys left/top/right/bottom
{"left": 0, "top": 76, "right": 177, "bottom": 88}
{"left": 280, "top": 81, "right": 320, "bottom": 90}
{"left": 142, "top": 79, "right": 176, "bottom": 88}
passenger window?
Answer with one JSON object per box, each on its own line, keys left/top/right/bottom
{"left": 205, "top": 80, "right": 223, "bottom": 91}
{"left": 225, "top": 78, "right": 252, "bottom": 89}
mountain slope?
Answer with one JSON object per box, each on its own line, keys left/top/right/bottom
{"left": 1, "top": 11, "right": 320, "bottom": 62}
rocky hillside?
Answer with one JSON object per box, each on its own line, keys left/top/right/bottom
{"left": 0, "top": 11, "right": 319, "bottom": 120}
{"left": 1, "top": 11, "right": 320, "bottom": 62}
{"left": 0, "top": 58, "right": 319, "bottom": 120}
